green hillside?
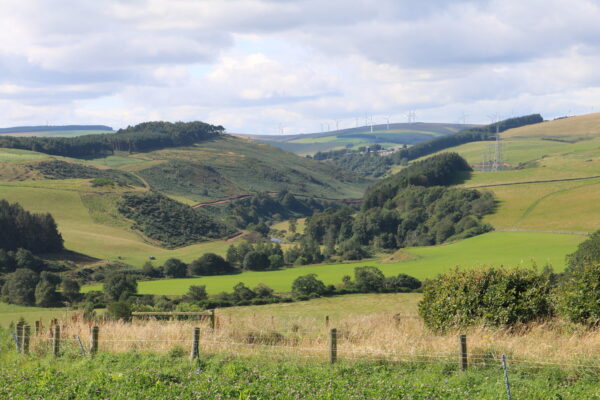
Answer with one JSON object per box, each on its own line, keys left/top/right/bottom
{"left": 248, "top": 122, "right": 476, "bottom": 155}
{"left": 0, "top": 133, "right": 367, "bottom": 266}
{"left": 406, "top": 113, "right": 600, "bottom": 233}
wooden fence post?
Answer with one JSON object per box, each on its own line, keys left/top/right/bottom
{"left": 23, "top": 325, "right": 31, "bottom": 355}
{"left": 325, "top": 315, "right": 330, "bottom": 328}
{"left": 190, "top": 327, "right": 200, "bottom": 360}
{"left": 15, "top": 322, "right": 23, "bottom": 353}
{"left": 35, "top": 320, "right": 40, "bottom": 335}
{"left": 458, "top": 334, "right": 467, "bottom": 372}
{"left": 53, "top": 325, "right": 60, "bottom": 357}
{"left": 90, "top": 326, "right": 99, "bottom": 356}
{"left": 329, "top": 328, "right": 337, "bottom": 364}
{"left": 210, "top": 309, "right": 215, "bottom": 330}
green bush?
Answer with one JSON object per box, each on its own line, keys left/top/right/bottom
{"left": 106, "top": 301, "right": 132, "bottom": 321}
{"left": 557, "top": 264, "right": 600, "bottom": 326}
{"left": 418, "top": 267, "right": 554, "bottom": 333}
{"left": 291, "top": 274, "right": 326, "bottom": 297}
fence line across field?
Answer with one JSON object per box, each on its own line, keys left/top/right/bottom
{"left": 10, "top": 323, "right": 600, "bottom": 372}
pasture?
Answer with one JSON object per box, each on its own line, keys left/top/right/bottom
{"left": 0, "top": 303, "right": 76, "bottom": 327}
{"left": 0, "top": 183, "right": 236, "bottom": 266}
{"left": 81, "top": 231, "right": 584, "bottom": 295}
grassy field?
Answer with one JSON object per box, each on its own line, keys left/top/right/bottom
{"left": 0, "top": 182, "right": 237, "bottom": 266}
{"left": 0, "top": 303, "right": 76, "bottom": 327}
{"left": 80, "top": 231, "right": 583, "bottom": 295}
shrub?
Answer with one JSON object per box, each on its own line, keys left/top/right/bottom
{"left": 185, "top": 285, "right": 208, "bottom": 302}
{"left": 106, "top": 301, "right": 132, "bottom": 321}
{"left": 384, "top": 274, "right": 422, "bottom": 292}
{"left": 61, "top": 278, "right": 81, "bottom": 303}
{"left": 418, "top": 267, "right": 554, "bottom": 333}
{"left": 557, "top": 264, "right": 600, "bottom": 326}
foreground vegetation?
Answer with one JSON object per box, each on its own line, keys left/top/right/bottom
{"left": 2, "top": 349, "right": 598, "bottom": 399}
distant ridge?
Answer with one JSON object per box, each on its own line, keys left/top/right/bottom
{"left": 0, "top": 125, "right": 113, "bottom": 134}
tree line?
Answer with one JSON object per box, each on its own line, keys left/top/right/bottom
{"left": 0, "top": 121, "right": 224, "bottom": 158}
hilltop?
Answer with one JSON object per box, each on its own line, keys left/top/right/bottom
{"left": 247, "top": 122, "right": 477, "bottom": 155}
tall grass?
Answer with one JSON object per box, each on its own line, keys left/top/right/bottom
{"left": 23, "top": 312, "right": 600, "bottom": 370}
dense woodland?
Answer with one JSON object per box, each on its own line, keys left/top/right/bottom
{"left": 118, "top": 192, "right": 235, "bottom": 248}
{"left": 0, "top": 121, "right": 223, "bottom": 157}
{"left": 0, "top": 200, "right": 63, "bottom": 254}
{"left": 303, "top": 153, "right": 494, "bottom": 259}
{"left": 210, "top": 191, "right": 341, "bottom": 229}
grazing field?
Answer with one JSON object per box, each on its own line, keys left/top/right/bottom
{"left": 0, "top": 183, "right": 236, "bottom": 266}
{"left": 0, "top": 303, "right": 76, "bottom": 327}
{"left": 80, "top": 231, "right": 584, "bottom": 295}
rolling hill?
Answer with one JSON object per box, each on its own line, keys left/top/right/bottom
{"left": 0, "top": 131, "right": 367, "bottom": 266}
{"left": 248, "top": 122, "right": 478, "bottom": 155}
{"left": 408, "top": 112, "right": 600, "bottom": 234}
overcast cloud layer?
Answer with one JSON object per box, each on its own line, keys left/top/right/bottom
{"left": 2, "top": 0, "right": 600, "bottom": 133}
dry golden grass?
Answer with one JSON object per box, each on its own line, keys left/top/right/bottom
{"left": 24, "top": 312, "right": 600, "bottom": 370}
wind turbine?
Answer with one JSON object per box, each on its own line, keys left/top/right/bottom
{"left": 385, "top": 116, "right": 390, "bottom": 130}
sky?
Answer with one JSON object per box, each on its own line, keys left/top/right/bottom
{"left": 2, "top": 0, "right": 600, "bottom": 134}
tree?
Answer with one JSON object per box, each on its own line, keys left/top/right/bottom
{"left": 186, "top": 285, "right": 208, "bottom": 301}
{"left": 14, "top": 248, "right": 45, "bottom": 272}
{"left": 103, "top": 272, "right": 138, "bottom": 301}
{"left": 292, "top": 274, "right": 326, "bottom": 297}
{"left": 226, "top": 245, "right": 239, "bottom": 266}
{"left": 354, "top": 266, "right": 385, "bottom": 292}
{"left": 243, "top": 251, "right": 269, "bottom": 270}
{"left": 163, "top": 258, "right": 187, "bottom": 278}
{"left": 253, "top": 283, "right": 274, "bottom": 298}
{"left": 188, "top": 253, "right": 233, "bottom": 276}
{"left": 1, "top": 268, "right": 39, "bottom": 305}
{"left": 61, "top": 278, "right": 81, "bottom": 303}
{"left": 35, "top": 279, "right": 59, "bottom": 307}
{"left": 141, "top": 261, "right": 161, "bottom": 278}
{"left": 566, "top": 230, "right": 600, "bottom": 271}
{"left": 0, "top": 249, "right": 16, "bottom": 273}
{"left": 288, "top": 219, "right": 297, "bottom": 233}
{"left": 268, "top": 254, "right": 284, "bottom": 268}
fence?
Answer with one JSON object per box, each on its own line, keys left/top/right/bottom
{"left": 9, "top": 313, "right": 600, "bottom": 376}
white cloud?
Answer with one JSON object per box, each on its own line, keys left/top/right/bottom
{"left": 2, "top": 0, "right": 600, "bottom": 131}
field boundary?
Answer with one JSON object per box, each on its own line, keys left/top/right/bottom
{"left": 466, "top": 175, "right": 600, "bottom": 189}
